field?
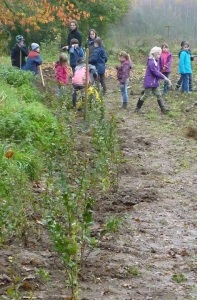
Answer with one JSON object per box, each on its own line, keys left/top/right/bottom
{"left": 0, "top": 57, "right": 197, "bottom": 300}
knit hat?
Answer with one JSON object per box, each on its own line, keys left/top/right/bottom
{"left": 31, "top": 43, "right": 40, "bottom": 51}
{"left": 16, "top": 35, "right": 24, "bottom": 43}
{"left": 150, "top": 47, "right": 162, "bottom": 55}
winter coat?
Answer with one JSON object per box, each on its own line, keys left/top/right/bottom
{"left": 178, "top": 50, "right": 192, "bottom": 74}
{"left": 11, "top": 44, "right": 28, "bottom": 68}
{"left": 67, "top": 28, "right": 82, "bottom": 47}
{"left": 178, "top": 49, "right": 194, "bottom": 61}
{"left": 72, "top": 63, "right": 97, "bottom": 86}
{"left": 89, "top": 46, "right": 108, "bottom": 75}
{"left": 143, "top": 58, "right": 165, "bottom": 89}
{"left": 24, "top": 51, "right": 42, "bottom": 75}
{"left": 85, "top": 37, "right": 98, "bottom": 57}
{"left": 69, "top": 46, "right": 84, "bottom": 68}
{"left": 116, "top": 60, "right": 132, "bottom": 84}
{"left": 159, "top": 51, "right": 172, "bottom": 73}
{"left": 55, "top": 62, "right": 68, "bottom": 84}
{"left": 72, "top": 64, "right": 89, "bottom": 86}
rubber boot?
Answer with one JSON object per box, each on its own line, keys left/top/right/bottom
{"left": 134, "top": 98, "right": 144, "bottom": 113}
{"left": 157, "top": 99, "right": 170, "bottom": 114}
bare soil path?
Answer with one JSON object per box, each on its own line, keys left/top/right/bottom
{"left": 79, "top": 77, "right": 197, "bottom": 300}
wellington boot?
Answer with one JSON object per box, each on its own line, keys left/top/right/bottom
{"left": 157, "top": 99, "right": 170, "bottom": 114}
{"left": 134, "top": 98, "right": 144, "bottom": 113}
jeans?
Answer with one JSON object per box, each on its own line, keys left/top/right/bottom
{"left": 181, "top": 74, "right": 189, "bottom": 93}
{"left": 177, "top": 73, "right": 192, "bottom": 91}
{"left": 162, "top": 72, "right": 170, "bottom": 94}
{"left": 120, "top": 80, "right": 128, "bottom": 103}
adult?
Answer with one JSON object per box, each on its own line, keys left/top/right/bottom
{"left": 85, "top": 29, "right": 98, "bottom": 58}
{"left": 62, "top": 20, "right": 82, "bottom": 50}
{"left": 11, "top": 35, "right": 28, "bottom": 69}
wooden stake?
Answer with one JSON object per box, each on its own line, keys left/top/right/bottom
{"left": 39, "top": 65, "right": 45, "bottom": 87}
{"left": 19, "top": 50, "right": 22, "bottom": 69}
{"left": 84, "top": 48, "right": 89, "bottom": 121}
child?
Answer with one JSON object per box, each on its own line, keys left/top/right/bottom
{"left": 55, "top": 53, "right": 69, "bottom": 96}
{"left": 116, "top": 51, "right": 132, "bottom": 109}
{"left": 159, "top": 43, "right": 172, "bottom": 95}
{"left": 69, "top": 38, "right": 84, "bottom": 75}
{"left": 24, "top": 43, "right": 42, "bottom": 75}
{"left": 11, "top": 35, "right": 28, "bottom": 69}
{"left": 71, "top": 58, "right": 97, "bottom": 107}
{"left": 89, "top": 37, "right": 108, "bottom": 95}
{"left": 177, "top": 41, "right": 192, "bottom": 93}
{"left": 135, "top": 47, "right": 171, "bottom": 114}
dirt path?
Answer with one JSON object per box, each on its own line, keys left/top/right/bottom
{"left": 79, "top": 82, "right": 197, "bottom": 300}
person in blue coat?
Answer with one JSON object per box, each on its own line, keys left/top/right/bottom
{"left": 178, "top": 41, "right": 192, "bottom": 93}
{"left": 24, "top": 43, "right": 42, "bottom": 75}
{"left": 69, "top": 38, "right": 84, "bottom": 75}
{"left": 89, "top": 37, "right": 108, "bottom": 95}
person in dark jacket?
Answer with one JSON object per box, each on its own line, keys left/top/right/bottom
{"left": 135, "top": 47, "right": 171, "bottom": 114}
{"left": 24, "top": 43, "right": 42, "bottom": 75}
{"left": 62, "top": 20, "right": 82, "bottom": 51}
{"left": 89, "top": 38, "right": 108, "bottom": 95}
{"left": 11, "top": 35, "right": 28, "bottom": 69}
{"left": 69, "top": 38, "right": 84, "bottom": 75}
{"left": 85, "top": 29, "right": 98, "bottom": 58}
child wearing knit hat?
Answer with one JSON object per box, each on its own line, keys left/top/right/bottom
{"left": 24, "top": 43, "right": 42, "bottom": 75}
{"left": 134, "top": 46, "right": 171, "bottom": 114}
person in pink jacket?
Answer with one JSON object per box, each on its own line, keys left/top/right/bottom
{"left": 55, "top": 53, "right": 69, "bottom": 96}
{"left": 159, "top": 43, "right": 173, "bottom": 95}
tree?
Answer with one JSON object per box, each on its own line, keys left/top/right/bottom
{"left": 0, "top": 0, "right": 90, "bottom": 31}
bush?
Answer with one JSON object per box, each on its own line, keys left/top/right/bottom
{"left": 0, "top": 65, "right": 34, "bottom": 87}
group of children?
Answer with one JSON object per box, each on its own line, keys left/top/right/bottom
{"left": 10, "top": 31, "right": 194, "bottom": 114}
{"left": 117, "top": 40, "right": 194, "bottom": 114}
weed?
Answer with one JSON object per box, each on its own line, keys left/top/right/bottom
{"left": 126, "top": 265, "right": 140, "bottom": 276}
{"left": 171, "top": 273, "right": 187, "bottom": 283}
{"left": 36, "top": 268, "right": 51, "bottom": 283}
{"left": 104, "top": 216, "right": 122, "bottom": 233}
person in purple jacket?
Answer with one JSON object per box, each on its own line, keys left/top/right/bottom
{"left": 116, "top": 51, "right": 132, "bottom": 109}
{"left": 159, "top": 43, "right": 173, "bottom": 95}
{"left": 135, "top": 47, "right": 171, "bottom": 114}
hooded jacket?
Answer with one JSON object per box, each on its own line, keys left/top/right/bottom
{"left": 159, "top": 51, "right": 172, "bottom": 73}
{"left": 24, "top": 50, "right": 42, "bottom": 74}
{"left": 178, "top": 50, "right": 192, "bottom": 74}
{"left": 89, "top": 46, "right": 108, "bottom": 75}
{"left": 116, "top": 60, "right": 132, "bottom": 84}
{"left": 69, "top": 46, "right": 84, "bottom": 68}
{"left": 55, "top": 62, "right": 68, "bottom": 84}
{"left": 143, "top": 57, "right": 165, "bottom": 89}
{"left": 11, "top": 44, "right": 28, "bottom": 68}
